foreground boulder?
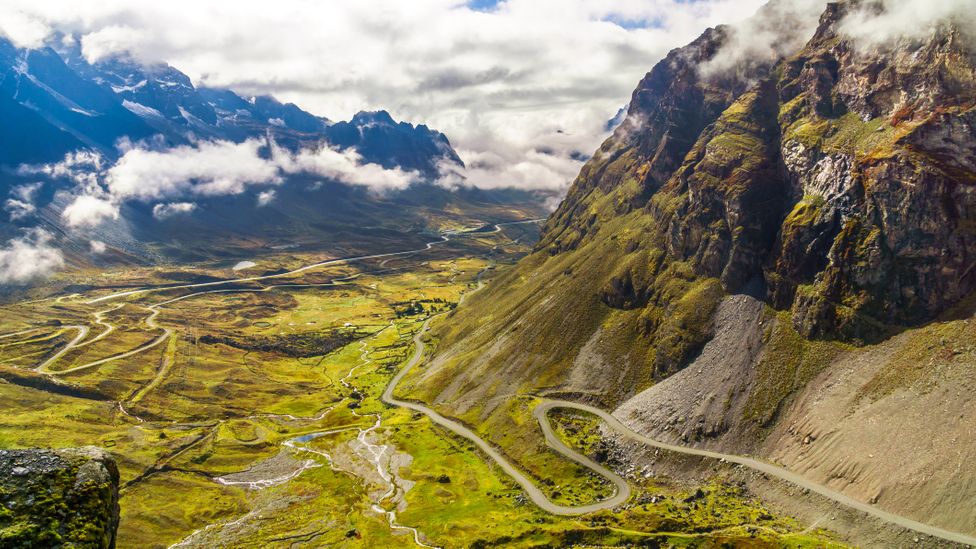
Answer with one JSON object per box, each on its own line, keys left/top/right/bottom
{"left": 0, "top": 447, "right": 120, "bottom": 548}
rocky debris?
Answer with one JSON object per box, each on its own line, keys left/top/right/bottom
{"left": 614, "top": 293, "right": 767, "bottom": 449}
{"left": 0, "top": 447, "right": 120, "bottom": 548}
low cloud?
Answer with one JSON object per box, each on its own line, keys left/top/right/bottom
{"left": 152, "top": 201, "right": 197, "bottom": 220}
{"left": 18, "top": 150, "right": 102, "bottom": 189}
{"left": 437, "top": 150, "right": 584, "bottom": 192}
{"left": 699, "top": 0, "right": 826, "bottom": 79}
{"left": 256, "top": 190, "right": 276, "bottom": 207}
{"left": 106, "top": 139, "right": 281, "bottom": 201}
{"left": 62, "top": 194, "right": 120, "bottom": 228}
{"left": 0, "top": 229, "right": 64, "bottom": 284}
{"left": 700, "top": 0, "right": 973, "bottom": 82}
{"left": 89, "top": 240, "right": 107, "bottom": 254}
{"left": 838, "top": 0, "right": 976, "bottom": 48}
{"left": 24, "top": 139, "right": 424, "bottom": 230}
{"left": 5, "top": 182, "right": 42, "bottom": 221}
{"left": 105, "top": 139, "right": 418, "bottom": 200}
{"left": 276, "top": 143, "right": 419, "bottom": 192}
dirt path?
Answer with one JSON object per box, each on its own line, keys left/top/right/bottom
{"left": 35, "top": 325, "right": 89, "bottom": 372}
{"left": 541, "top": 400, "right": 976, "bottom": 547}
{"left": 86, "top": 219, "right": 544, "bottom": 306}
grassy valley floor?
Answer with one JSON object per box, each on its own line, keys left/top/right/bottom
{"left": 0, "top": 222, "right": 840, "bottom": 548}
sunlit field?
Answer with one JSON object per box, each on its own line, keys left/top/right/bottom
{"left": 0, "top": 222, "right": 838, "bottom": 548}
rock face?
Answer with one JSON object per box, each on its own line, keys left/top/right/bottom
{"left": 406, "top": 0, "right": 976, "bottom": 470}
{"left": 0, "top": 447, "right": 120, "bottom": 548}
{"left": 543, "top": 0, "right": 976, "bottom": 343}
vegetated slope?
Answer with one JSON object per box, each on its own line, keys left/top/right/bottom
{"left": 401, "top": 0, "right": 976, "bottom": 537}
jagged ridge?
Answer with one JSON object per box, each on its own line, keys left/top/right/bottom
{"left": 401, "top": 0, "right": 976, "bottom": 451}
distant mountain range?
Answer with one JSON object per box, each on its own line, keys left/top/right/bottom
{"left": 0, "top": 35, "right": 547, "bottom": 276}
{"left": 0, "top": 35, "right": 461, "bottom": 176}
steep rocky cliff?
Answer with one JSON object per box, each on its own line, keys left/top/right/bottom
{"left": 0, "top": 447, "right": 120, "bottom": 548}
{"left": 400, "top": 0, "right": 976, "bottom": 539}
{"left": 406, "top": 0, "right": 976, "bottom": 405}
{"left": 545, "top": 0, "right": 976, "bottom": 343}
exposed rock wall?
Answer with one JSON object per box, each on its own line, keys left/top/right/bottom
{"left": 544, "top": 0, "right": 976, "bottom": 343}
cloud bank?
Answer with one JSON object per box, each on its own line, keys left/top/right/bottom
{"left": 0, "top": 0, "right": 773, "bottom": 194}
{"left": 838, "top": 0, "right": 976, "bottom": 47}
{"left": 39, "top": 138, "right": 424, "bottom": 229}
{"left": 106, "top": 140, "right": 281, "bottom": 201}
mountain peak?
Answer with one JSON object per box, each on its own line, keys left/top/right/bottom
{"left": 0, "top": 40, "right": 461, "bottom": 179}
{"left": 350, "top": 110, "right": 397, "bottom": 126}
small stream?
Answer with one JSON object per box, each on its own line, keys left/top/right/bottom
{"left": 180, "top": 328, "right": 438, "bottom": 548}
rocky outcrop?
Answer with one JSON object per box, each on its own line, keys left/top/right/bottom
{"left": 0, "top": 447, "right": 120, "bottom": 548}
{"left": 544, "top": 0, "right": 976, "bottom": 342}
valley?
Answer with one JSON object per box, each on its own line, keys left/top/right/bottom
{"left": 0, "top": 221, "right": 840, "bottom": 548}
{"left": 2, "top": 2, "right": 973, "bottom": 547}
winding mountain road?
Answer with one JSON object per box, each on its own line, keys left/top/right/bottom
{"left": 33, "top": 219, "right": 543, "bottom": 377}
{"left": 537, "top": 401, "right": 976, "bottom": 547}
{"left": 35, "top": 326, "right": 89, "bottom": 372}
{"left": 85, "top": 218, "right": 545, "bottom": 306}
{"left": 383, "top": 277, "right": 976, "bottom": 547}
{"left": 382, "top": 315, "right": 631, "bottom": 515}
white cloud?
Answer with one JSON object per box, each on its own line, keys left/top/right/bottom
{"left": 17, "top": 151, "right": 104, "bottom": 191}
{"left": 838, "top": 0, "right": 976, "bottom": 48}
{"left": 106, "top": 139, "right": 419, "bottom": 199}
{"left": 256, "top": 190, "right": 276, "bottom": 207}
{"left": 699, "top": 0, "right": 974, "bottom": 81}
{"left": 5, "top": 199, "right": 35, "bottom": 221}
{"left": 275, "top": 143, "right": 419, "bottom": 192}
{"left": 152, "top": 201, "right": 197, "bottom": 220}
{"left": 5, "top": 182, "right": 43, "bottom": 221}
{"left": 0, "top": 6, "right": 50, "bottom": 48}
{"left": 27, "top": 139, "right": 423, "bottom": 227}
{"left": 62, "top": 195, "right": 119, "bottom": 228}
{"left": 438, "top": 150, "right": 584, "bottom": 192}
{"left": 0, "top": 0, "right": 773, "bottom": 194}
{"left": 699, "top": 0, "right": 827, "bottom": 79}
{"left": 106, "top": 139, "right": 280, "bottom": 200}
{"left": 0, "top": 230, "right": 64, "bottom": 284}
{"left": 89, "top": 240, "right": 107, "bottom": 254}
